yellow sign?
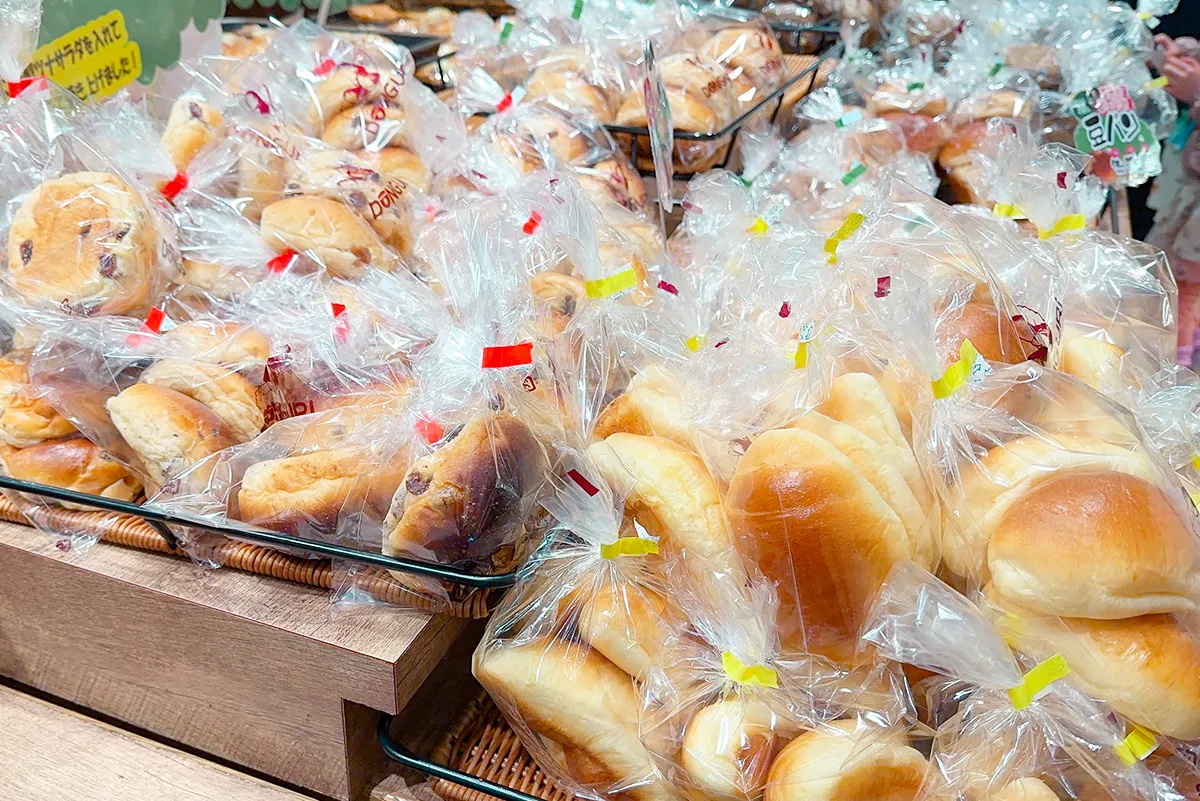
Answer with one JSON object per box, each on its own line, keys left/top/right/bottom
{"left": 28, "top": 10, "right": 141, "bottom": 101}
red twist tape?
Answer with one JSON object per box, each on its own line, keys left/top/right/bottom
{"left": 313, "top": 58, "right": 337, "bottom": 76}
{"left": 143, "top": 307, "right": 168, "bottom": 333}
{"left": 521, "top": 211, "right": 542, "bottom": 235}
{"left": 1057, "top": 171, "right": 1068, "bottom": 189}
{"left": 657, "top": 280, "right": 679, "bottom": 295}
{"left": 567, "top": 469, "right": 600, "bottom": 497}
{"left": 266, "top": 250, "right": 298, "bottom": 273}
{"left": 779, "top": 301, "right": 791, "bottom": 318}
{"left": 875, "top": 275, "right": 891, "bottom": 298}
{"left": 6, "top": 77, "right": 42, "bottom": 98}
{"left": 415, "top": 416, "right": 444, "bottom": 444}
{"left": 162, "top": 172, "right": 189, "bottom": 202}
{"left": 496, "top": 92, "right": 515, "bottom": 113}
{"left": 481, "top": 342, "right": 533, "bottom": 368}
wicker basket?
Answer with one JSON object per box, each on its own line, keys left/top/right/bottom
{"left": 431, "top": 693, "right": 571, "bottom": 801}
{"left": 0, "top": 496, "right": 499, "bottom": 618}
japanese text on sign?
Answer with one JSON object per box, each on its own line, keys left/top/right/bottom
{"left": 26, "top": 10, "right": 141, "bottom": 101}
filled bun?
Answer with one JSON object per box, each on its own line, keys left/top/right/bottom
{"left": 139, "top": 359, "right": 265, "bottom": 444}
{"left": 260, "top": 196, "right": 389, "bottom": 279}
{"left": 0, "top": 438, "right": 142, "bottom": 507}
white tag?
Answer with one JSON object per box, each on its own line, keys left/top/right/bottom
{"left": 761, "top": 194, "right": 789, "bottom": 225}
{"left": 798, "top": 321, "right": 816, "bottom": 343}
{"left": 968, "top": 352, "right": 993, "bottom": 384}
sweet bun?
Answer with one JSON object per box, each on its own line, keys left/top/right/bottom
{"left": 237, "top": 445, "right": 408, "bottom": 535}
{"left": 360, "top": 147, "right": 431, "bottom": 193}
{"left": 7, "top": 172, "right": 158, "bottom": 316}
{"left": 347, "top": 2, "right": 402, "bottom": 23}
{"left": 877, "top": 112, "right": 948, "bottom": 156}
{"left": 764, "top": 720, "right": 927, "bottom": 801}
{"left": 578, "top": 159, "right": 647, "bottom": 213}
{"left": 987, "top": 586, "right": 1200, "bottom": 740}
{"left": 530, "top": 271, "right": 585, "bottom": 338}
{"left": 0, "top": 439, "right": 142, "bottom": 507}
{"left": 955, "top": 90, "right": 1030, "bottom": 123}
{"left": 1058, "top": 334, "right": 1124, "bottom": 391}
{"left": 682, "top": 698, "right": 792, "bottom": 800}
{"left": 162, "top": 321, "right": 270, "bottom": 373}
{"left": 237, "top": 134, "right": 288, "bottom": 223}
{"left": 988, "top": 779, "right": 1060, "bottom": 801}
{"left": 936, "top": 302, "right": 1038, "bottom": 367}
{"left": 222, "top": 25, "right": 272, "bottom": 59}
{"left": 322, "top": 102, "right": 408, "bottom": 151}
{"left": 0, "top": 359, "right": 76, "bottom": 447}
{"left": 593, "top": 373, "right": 691, "bottom": 449}
{"left": 260, "top": 196, "right": 389, "bottom": 279}
{"left": 314, "top": 64, "right": 386, "bottom": 122}
{"left": 139, "top": 359, "right": 265, "bottom": 444}
{"left": 525, "top": 68, "right": 615, "bottom": 122}
{"left": 866, "top": 81, "right": 948, "bottom": 117}
{"left": 700, "top": 26, "right": 785, "bottom": 91}
{"left": 106, "top": 383, "right": 238, "bottom": 492}
{"left": 384, "top": 412, "right": 545, "bottom": 574}
{"left": 576, "top": 583, "right": 677, "bottom": 678}
{"left": 987, "top": 470, "right": 1200, "bottom": 618}
{"left": 474, "top": 638, "right": 673, "bottom": 801}
{"left": 161, "top": 95, "right": 225, "bottom": 172}
{"left": 949, "top": 435, "right": 1156, "bottom": 580}
{"left": 726, "top": 428, "right": 912, "bottom": 663}
{"left": 505, "top": 110, "right": 594, "bottom": 165}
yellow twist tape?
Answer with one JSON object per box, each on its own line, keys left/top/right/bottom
{"left": 794, "top": 342, "right": 808, "bottom": 369}
{"left": 1038, "top": 214, "right": 1087, "bottom": 240}
{"left": 585, "top": 268, "right": 638, "bottom": 299}
{"left": 1146, "top": 76, "right": 1169, "bottom": 91}
{"left": 824, "top": 212, "right": 865, "bottom": 265}
{"left": 1192, "top": 454, "right": 1200, "bottom": 472}
{"left": 992, "top": 203, "right": 1027, "bottom": 219}
{"left": 1113, "top": 725, "right": 1157, "bottom": 767}
{"left": 685, "top": 334, "right": 707, "bottom": 353}
{"left": 1190, "top": 490, "right": 1200, "bottom": 509}
{"left": 599, "top": 537, "right": 659, "bottom": 559}
{"left": 931, "top": 339, "right": 980, "bottom": 399}
{"left": 748, "top": 217, "right": 769, "bottom": 236}
{"left": 722, "top": 651, "right": 779, "bottom": 688}
{"left": 1008, "top": 654, "right": 1071, "bottom": 709}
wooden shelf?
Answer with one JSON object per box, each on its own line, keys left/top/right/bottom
{"left": 0, "top": 521, "right": 470, "bottom": 800}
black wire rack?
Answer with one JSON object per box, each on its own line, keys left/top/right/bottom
{"left": 0, "top": 474, "right": 520, "bottom": 589}
{"left": 609, "top": 37, "right": 842, "bottom": 180}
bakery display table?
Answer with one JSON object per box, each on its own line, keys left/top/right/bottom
{"left": 0, "top": 521, "right": 469, "bottom": 800}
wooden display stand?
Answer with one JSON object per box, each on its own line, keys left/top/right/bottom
{"left": 0, "top": 520, "right": 470, "bottom": 800}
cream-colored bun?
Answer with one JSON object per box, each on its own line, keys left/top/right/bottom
{"left": 866, "top": 81, "right": 948, "bottom": 117}
{"left": 988, "top": 779, "right": 1060, "bottom": 801}
{"left": 139, "top": 359, "right": 264, "bottom": 444}
{"left": 588, "top": 433, "right": 743, "bottom": 601}
{"left": 530, "top": 271, "right": 585, "bottom": 338}
{"left": 525, "top": 68, "right": 615, "bottom": 122}
{"left": 617, "top": 56, "right": 727, "bottom": 133}
{"left": 0, "top": 359, "right": 76, "bottom": 447}
{"left": 578, "top": 158, "right": 648, "bottom": 214}
{"left": 474, "top": 638, "right": 673, "bottom": 801}
{"left": 936, "top": 301, "right": 1038, "bottom": 368}
{"left": 955, "top": 90, "right": 1030, "bottom": 123}
{"left": 726, "top": 428, "right": 912, "bottom": 664}
{"left": 987, "top": 586, "right": 1200, "bottom": 740}
{"left": 222, "top": 25, "right": 272, "bottom": 59}
{"left": 657, "top": 52, "right": 739, "bottom": 121}
{"left": 504, "top": 110, "right": 594, "bottom": 165}
{"left": 764, "top": 720, "right": 927, "bottom": 801}
{"left": 593, "top": 372, "right": 691, "bottom": 449}
{"left": 0, "top": 439, "right": 142, "bottom": 507}
{"left": 162, "top": 95, "right": 225, "bottom": 172}
{"left": 949, "top": 434, "right": 1156, "bottom": 580}
{"left": 106, "top": 383, "right": 237, "bottom": 491}
{"left": 943, "top": 162, "right": 986, "bottom": 205}
{"left": 260, "top": 196, "right": 388, "bottom": 279}
{"left": 682, "top": 698, "right": 792, "bottom": 801}
{"left": 576, "top": 583, "right": 676, "bottom": 679}
{"left": 384, "top": 413, "right": 544, "bottom": 572}
{"left": 700, "top": 26, "right": 785, "bottom": 90}
{"left": 359, "top": 147, "right": 431, "bottom": 193}
{"left": 347, "top": 2, "right": 402, "bottom": 22}
{"left": 178, "top": 258, "right": 247, "bottom": 300}
{"left": 1058, "top": 334, "right": 1125, "bottom": 391}
{"left": 988, "top": 469, "right": 1200, "bottom": 618}
{"left": 789, "top": 412, "right": 935, "bottom": 569}
{"left": 237, "top": 445, "right": 408, "bottom": 534}
{"left": 7, "top": 172, "right": 158, "bottom": 316}
{"left": 877, "top": 112, "right": 948, "bottom": 156}
{"left": 237, "top": 136, "right": 288, "bottom": 223}
{"left": 314, "top": 64, "right": 389, "bottom": 123}
{"left": 162, "top": 321, "right": 270, "bottom": 373}
{"left": 322, "top": 102, "right": 408, "bottom": 151}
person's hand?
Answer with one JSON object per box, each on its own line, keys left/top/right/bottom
{"left": 1155, "top": 33, "right": 1182, "bottom": 58}
{"left": 1163, "top": 54, "right": 1200, "bottom": 104}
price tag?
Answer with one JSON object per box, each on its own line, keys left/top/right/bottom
{"left": 643, "top": 40, "right": 674, "bottom": 234}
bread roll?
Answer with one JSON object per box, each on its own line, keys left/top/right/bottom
{"left": 0, "top": 359, "right": 76, "bottom": 447}
{"left": 682, "top": 698, "right": 793, "bottom": 800}
{"left": 139, "top": 359, "right": 264, "bottom": 444}
{"left": 260, "top": 196, "right": 388, "bottom": 279}
{"left": 954, "top": 90, "right": 1029, "bottom": 123}
{"left": 988, "top": 470, "right": 1200, "bottom": 618}
{"left": 525, "top": 68, "right": 615, "bottom": 122}
{"left": 988, "top": 779, "right": 1060, "bottom": 801}
{"left": 322, "top": 102, "right": 408, "bottom": 151}
{"left": 764, "top": 720, "right": 927, "bottom": 801}
{"left": 161, "top": 95, "right": 225, "bottom": 172}
{"left": 577, "top": 583, "right": 677, "bottom": 678}
{"left": 936, "top": 301, "right": 1038, "bottom": 368}
{"left": 877, "top": 112, "right": 948, "bottom": 156}
{"left": 0, "top": 439, "right": 142, "bottom": 507}
{"left": 987, "top": 586, "right": 1200, "bottom": 740}
{"left": 162, "top": 321, "right": 270, "bottom": 373}
{"left": 530, "top": 272, "right": 585, "bottom": 338}
{"left": 726, "top": 428, "right": 911, "bottom": 663}
{"left": 474, "top": 638, "right": 673, "bottom": 801}
{"left": 593, "top": 375, "right": 692, "bottom": 450}
{"left": 106, "top": 383, "right": 238, "bottom": 492}
{"left": 1058, "top": 334, "right": 1124, "bottom": 391}
{"left": 866, "top": 81, "right": 948, "bottom": 117}
{"left": 577, "top": 158, "right": 647, "bottom": 214}
{"left": 700, "top": 26, "right": 785, "bottom": 91}
{"left": 359, "top": 147, "right": 431, "bottom": 193}
{"left": 347, "top": 2, "right": 402, "bottom": 23}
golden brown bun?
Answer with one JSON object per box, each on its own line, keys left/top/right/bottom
{"left": 988, "top": 470, "right": 1200, "bottom": 618}
{"left": 237, "top": 134, "right": 288, "bottom": 223}
{"left": 0, "top": 359, "right": 76, "bottom": 448}
{"left": 588, "top": 433, "right": 743, "bottom": 602}
{"left": 936, "top": 302, "right": 1038, "bottom": 368}
{"left": 236, "top": 445, "right": 409, "bottom": 535}
{"left": 576, "top": 583, "right": 677, "bottom": 679}
{"left": 955, "top": 90, "right": 1030, "bottom": 123}
{"left": 322, "top": 102, "right": 407, "bottom": 151}
{"left": 347, "top": 2, "right": 402, "bottom": 23}
{"left": 937, "top": 121, "right": 992, "bottom": 170}
{"left": 764, "top": 720, "right": 927, "bottom": 801}
{"left": 0, "top": 439, "right": 142, "bottom": 507}
{"left": 525, "top": 68, "right": 616, "bottom": 122}
{"left": 162, "top": 96, "right": 225, "bottom": 172}
{"left": 593, "top": 372, "right": 691, "bottom": 450}
{"left": 161, "top": 322, "right": 270, "bottom": 373}
{"left": 866, "top": 82, "right": 948, "bottom": 117}
{"left": 1005, "top": 44, "right": 1060, "bottom": 81}
{"left": 504, "top": 111, "right": 594, "bottom": 165}
{"left": 530, "top": 271, "right": 585, "bottom": 338}
{"left": 474, "top": 638, "right": 673, "bottom": 801}
{"left": 106, "top": 383, "right": 238, "bottom": 492}
{"left": 988, "top": 586, "right": 1200, "bottom": 740}
{"left": 876, "top": 112, "right": 949, "bottom": 156}
{"left": 577, "top": 159, "right": 648, "bottom": 214}
{"left": 683, "top": 698, "right": 793, "bottom": 800}
{"left": 988, "top": 779, "right": 1060, "bottom": 801}
{"left": 139, "top": 359, "right": 264, "bottom": 444}
{"left": 948, "top": 435, "right": 1156, "bottom": 581}
{"left": 943, "top": 163, "right": 986, "bottom": 205}
{"left": 222, "top": 25, "right": 272, "bottom": 59}
{"left": 314, "top": 65, "right": 395, "bottom": 123}
{"left": 7, "top": 172, "right": 158, "bottom": 316}
{"left": 700, "top": 26, "right": 785, "bottom": 90}
{"left": 384, "top": 413, "right": 544, "bottom": 572}
{"left": 359, "top": 147, "right": 431, "bottom": 193}
{"left": 260, "top": 195, "right": 388, "bottom": 279}
{"left": 1058, "top": 334, "right": 1125, "bottom": 391}
{"left": 727, "top": 428, "right": 912, "bottom": 664}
